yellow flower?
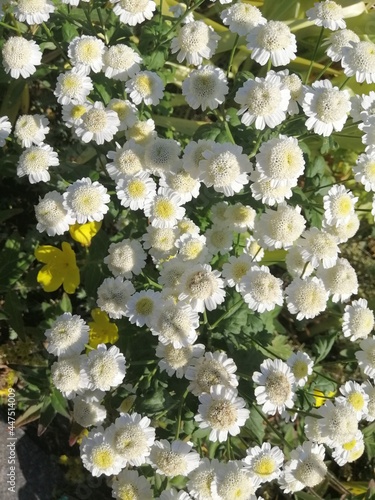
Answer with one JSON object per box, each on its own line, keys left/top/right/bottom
{"left": 313, "top": 389, "right": 336, "bottom": 408}
{"left": 69, "top": 221, "right": 102, "bottom": 247}
{"left": 35, "top": 242, "right": 80, "bottom": 294}
{"left": 88, "top": 308, "right": 119, "bottom": 348}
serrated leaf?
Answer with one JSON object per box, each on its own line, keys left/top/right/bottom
{"left": 50, "top": 388, "right": 70, "bottom": 419}
{"left": 312, "top": 331, "right": 337, "bottom": 364}
{"left": 15, "top": 403, "right": 43, "bottom": 428}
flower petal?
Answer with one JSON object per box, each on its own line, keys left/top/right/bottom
{"left": 34, "top": 245, "right": 62, "bottom": 264}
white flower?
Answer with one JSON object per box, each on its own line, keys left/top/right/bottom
{"left": 316, "top": 257, "right": 358, "bottom": 302}
{"left": 285, "top": 245, "right": 314, "bottom": 279}
{"left": 169, "top": 3, "right": 194, "bottom": 24}
{"left": 222, "top": 254, "right": 254, "bottom": 291}
{"left": 182, "top": 139, "right": 215, "bottom": 178}
{"left": 143, "top": 137, "right": 181, "bottom": 176}
{"left": 35, "top": 191, "right": 75, "bottom": 236}
{"left": 14, "top": 0, "right": 54, "bottom": 24}
{"left": 286, "top": 351, "right": 314, "bottom": 387}
{"left": 245, "top": 236, "right": 265, "bottom": 262}
{"left": 239, "top": 265, "right": 284, "bottom": 313}
{"left": 14, "top": 114, "right": 49, "bottom": 148}
{"left": 359, "top": 90, "right": 375, "bottom": 122}
{"left": 85, "top": 344, "right": 126, "bottom": 391}
{"left": 355, "top": 335, "right": 375, "bottom": 379}
{"left": 187, "top": 458, "right": 219, "bottom": 500}
{"left": 205, "top": 224, "right": 233, "bottom": 256}
{"left": 106, "top": 140, "right": 144, "bottom": 180}
{"left": 341, "top": 40, "right": 375, "bottom": 83}
{"left": 2, "top": 37, "right": 42, "bottom": 79}
{"left": 221, "top": 2, "right": 266, "bottom": 36}
{"left": 54, "top": 70, "right": 93, "bottom": 105}
{"left": 107, "top": 99, "right": 138, "bottom": 131}
{"left": 285, "top": 276, "right": 329, "bottom": 320}
{"left": 353, "top": 150, "right": 375, "bottom": 191}
{"left": 125, "top": 118, "right": 156, "bottom": 144}
{"left": 185, "top": 350, "right": 238, "bottom": 396}
{"left": 306, "top": 0, "right": 346, "bottom": 30}
{"left": 182, "top": 65, "right": 228, "bottom": 111}
{"left": 61, "top": 103, "right": 89, "bottom": 129}
{"left": 160, "top": 169, "right": 201, "bottom": 203}
{"left": 104, "top": 239, "right": 146, "bottom": 279}
{"left": 51, "top": 355, "right": 89, "bottom": 400}
{"left": 243, "top": 442, "right": 284, "bottom": 483}
{"left": 302, "top": 80, "right": 351, "bottom": 136}
{"left": 149, "top": 440, "right": 200, "bottom": 477}
{"left": 362, "top": 380, "right": 375, "bottom": 421}
{"left": 298, "top": 227, "right": 340, "bottom": 268}
{"left": 73, "top": 391, "right": 107, "bottom": 428}
{"left": 255, "top": 135, "right": 305, "bottom": 187}
{"left": 336, "top": 380, "right": 369, "bottom": 419}
{"left": 199, "top": 142, "right": 251, "bottom": 196}
{"left": 224, "top": 203, "right": 256, "bottom": 232}
{"left": 116, "top": 173, "right": 157, "bottom": 211}
{"left": 97, "top": 277, "right": 135, "bottom": 319}
{"left": 254, "top": 204, "right": 306, "bottom": 250}
{"left": 171, "top": 21, "right": 220, "bottom": 66}
{"left": 269, "top": 70, "right": 303, "bottom": 115}
{"left": 63, "top": 177, "right": 110, "bottom": 224}
{"left": 156, "top": 342, "right": 205, "bottom": 379}
{"left": 112, "top": 469, "right": 153, "bottom": 500}
{"left": 247, "top": 21, "right": 297, "bottom": 67}
{"left": 150, "top": 298, "right": 199, "bottom": 348}
{"left": 323, "top": 185, "right": 358, "bottom": 226}
{"left": 144, "top": 187, "right": 185, "bottom": 228}
{"left": 106, "top": 412, "right": 155, "bottom": 467}
{"left": 326, "top": 29, "right": 360, "bottom": 61}
{"left": 175, "top": 233, "right": 208, "bottom": 263}
{"left": 110, "top": 0, "right": 156, "bottom": 26}
{"left": 125, "top": 290, "right": 160, "bottom": 327}
{"left": 342, "top": 298, "right": 374, "bottom": 341}
{"left": 158, "top": 259, "right": 189, "bottom": 290}
{"left": 178, "top": 263, "right": 226, "bottom": 313}
{"left": 142, "top": 226, "right": 177, "bottom": 261}
{"left": 80, "top": 428, "right": 124, "bottom": 477}
{"left": 332, "top": 430, "right": 365, "bottom": 466}
{"left": 304, "top": 412, "right": 331, "bottom": 444}
{"left": 360, "top": 116, "right": 375, "bottom": 151}
{"left": 17, "top": 144, "right": 59, "bottom": 184}
{"left": 126, "top": 70, "right": 164, "bottom": 106}
{"left": 253, "top": 358, "right": 296, "bottom": 415}
{"left": 45, "top": 313, "right": 89, "bottom": 358}
{"left": 75, "top": 102, "right": 120, "bottom": 145}
{"left": 103, "top": 44, "right": 142, "bottom": 81}
{"left": 323, "top": 213, "right": 360, "bottom": 243}
{"left": 212, "top": 461, "right": 260, "bottom": 500}
{"left": 250, "top": 169, "right": 293, "bottom": 205}
{"left": 68, "top": 35, "right": 105, "bottom": 75}
{"left": 0, "top": 116, "right": 11, "bottom": 146}
{"left": 195, "top": 385, "right": 249, "bottom": 442}
{"left": 235, "top": 74, "right": 291, "bottom": 129}
{"left": 318, "top": 400, "right": 358, "bottom": 445}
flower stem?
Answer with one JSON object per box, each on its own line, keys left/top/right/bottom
{"left": 315, "top": 60, "right": 332, "bottom": 80}
{"left": 305, "top": 25, "right": 325, "bottom": 84}
{"left": 208, "top": 299, "right": 243, "bottom": 330}
{"left": 42, "top": 22, "right": 70, "bottom": 63}
{"left": 339, "top": 75, "right": 351, "bottom": 90}
{"left": 227, "top": 33, "right": 239, "bottom": 78}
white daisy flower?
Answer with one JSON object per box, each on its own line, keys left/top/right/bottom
{"left": 125, "top": 118, "right": 156, "bottom": 144}
{"left": 61, "top": 103, "right": 89, "bottom": 129}
{"left": 178, "top": 263, "right": 226, "bottom": 313}
{"left": 106, "top": 412, "right": 155, "bottom": 467}
{"left": 171, "top": 21, "right": 220, "bottom": 66}
{"left": 14, "top": 0, "right": 54, "bottom": 24}
{"left": 332, "top": 430, "right": 365, "bottom": 466}
{"left": 205, "top": 224, "right": 233, "bottom": 256}
{"left": 68, "top": 35, "right": 105, "bottom": 75}
{"left": 318, "top": 400, "right": 358, "bottom": 445}
{"left": 254, "top": 204, "right": 306, "bottom": 250}
{"left": 323, "top": 213, "right": 360, "bottom": 243}
{"left": 51, "top": 355, "right": 89, "bottom": 400}
{"left": 14, "top": 114, "right": 49, "bottom": 148}
{"left": 341, "top": 40, "right": 375, "bottom": 84}
{"left": 144, "top": 137, "right": 181, "bottom": 176}
{"left": 239, "top": 265, "right": 284, "bottom": 313}
{"left": 234, "top": 74, "right": 291, "bottom": 130}
{"left": 323, "top": 185, "right": 358, "bottom": 226}
{"left": 177, "top": 218, "right": 200, "bottom": 236}
{"left": 326, "top": 29, "right": 360, "bottom": 62}
{"left": 304, "top": 411, "right": 332, "bottom": 444}
{"left": 144, "top": 187, "right": 185, "bottom": 228}
{"left": 302, "top": 80, "right": 351, "bottom": 136}
{"left": 253, "top": 358, "right": 296, "bottom": 415}
{"left": 353, "top": 150, "right": 375, "bottom": 191}
{"left": 250, "top": 169, "right": 293, "bottom": 206}
{"left": 73, "top": 391, "right": 107, "bottom": 428}
{"left": 185, "top": 350, "right": 238, "bottom": 396}
{"left": 45, "top": 312, "right": 89, "bottom": 358}
{"left": 158, "top": 258, "right": 189, "bottom": 290}
{"left": 212, "top": 461, "right": 261, "bottom": 500}
{"left": 362, "top": 380, "right": 375, "bottom": 421}
{"left": 17, "top": 144, "right": 59, "bottom": 184}
{"left": 285, "top": 276, "right": 329, "bottom": 320}
{"left": 80, "top": 427, "right": 124, "bottom": 477}
{"left": 268, "top": 70, "right": 303, "bottom": 115}
{"left": 2, "top": 37, "right": 42, "bottom": 80}
{"left": 54, "top": 70, "right": 93, "bottom": 105}
{"left": 156, "top": 342, "right": 205, "bottom": 379}
{"left": 160, "top": 169, "right": 201, "bottom": 203}
{"left": 169, "top": 3, "right": 194, "bottom": 24}
{"left": 112, "top": 469, "right": 153, "bottom": 500}
{"left": 187, "top": 458, "right": 219, "bottom": 500}
{"left": 224, "top": 203, "right": 256, "bottom": 232}
{"left": 298, "top": 227, "right": 340, "bottom": 268}
{"left": 35, "top": 191, "right": 75, "bottom": 236}
{"left": 107, "top": 99, "right": 138, "bottom": 131}
{"left": 247, "top": 20, "right": 297, "bottom": 67}
{"left": 142, "top": 226, "right": 177, "bottom": 261}
{"left": 359, "top": 90, "right": 375, "bottom": 121}
{"left": 245, "top": 236, "right": 265, "bottom": 262}
{"left": 116, "top": 173, "right": 157, "bottom": 211}
{"left": 222, "top": 254, "right": 254, "bottom": 291}
{"left": 182, "top": 139, "right": 215, "bottom": 178}
{"left": 355, "top": 335, "right": 375, "bottom": 379}
{"left": 195, "top": 385, "right": 250, "bottom": 442}
{"left": 149, "top": 440, "right": 200, "bottom": 478}
{"left": 110, "top": 0, "right": 156, "bottom": 26}
{"left": 199, "top": 142, "right": 251, "bottom": 196}
{"left": 104, "top": 239, "right": 146, "bottom": 279}
{"left": 75, "top": 101, "right": 120, "bottom": 145}
{"left": 243, "top": 442, "right": 284, "bottom": 483}
{"left": 306, "top": 0, "right": 346, "bottom": 30}
{"left": 125, "top": 290, "right": 160, "bottom": 327}
{"left": 126, "top": 70, "right": 164, "bottom": 106}
{"left": 316, "top": 257, "right": 358, "bottom": 302}
{"left": 210, "top": 201, "right": 230, "bottom": 225}
{"left": 103, "top": 44, "right": 142, "bottom": 81}
{"left": 255, "top": 135, "right": 305, "bottom": 187}
{"left": 159, "top": 489, "right": 192, "bottom": 500}
{"left": 182, "top": 65, "right": 228, "bottom": 111}
{"left": 85, "top": 343, "right": 126, "bottom": 392}
{"left": 342, "top": 298, "right": 374, "bottom": 341}
{"left": 220, "top": 2, "right": 266, "bottom": 36}
{"left": 175, "top": 233, "right": 208, "bottom": 263}
{"left": 63, "top": 177, "right": 110, "bottom": 224}
{"left": 286, "top": 351, "right": 314, "bottom": 387}
{"left": 0, "top": 115, "right": 11, "bottom": 146}
{"left": 96, "top": 276, "right": 135, "bottom": 319}
{"left": 106, "top": 140, "right": 144, "bottom": 180}
{"left": 336, "top": 380, "right": 369, "bottom": 419}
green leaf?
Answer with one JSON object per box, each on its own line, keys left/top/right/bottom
{"left": 244, "top": 407, "right": 265, "bottom": 445}
{"left": 143, "top": 49, "right": 166, "bottom": 70}
{"left": 312, "top": 331, "right": 337, "bottom": 364}
{"left": 50, "top": 388, "right": 70, "bottom": 419}
{"left": 3, "top": 291, "right": 26, "bottom": 340}
{"left": 62, "top": 21, "right": 79, "bottom": 42}
{"left": 0, "top": 208, "right": 23, "bottom": 223}
{"left": 37, "top": 397, "right": 56, "bottom": 436}
{"left": 59, "top": 293, "right": 72, "bottom": 314}
{"left": 193, "top": 123, "right": 224, "bottom": 142}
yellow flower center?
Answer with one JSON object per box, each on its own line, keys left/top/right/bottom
{"left": 232, "top": 262, "right": 250, "bottom": 281}
{"left": 154, "top": 199, "right": 175, "bottom": 219}
{"left": 128, "top": 179, "right": 146, "bottom": 198}
{"left": 292, "top": 360, "right": 308, "bottom": 379}
{"left": 343, "top": 439, "right": 356, "bottom": 451}
{"left": 337, "top": 196, "right": 352, "bottom": 216}
{"left": 117, "top": 484, "right": 138, "bottom": 500}
{"left": 347, "top": 392, "right": 365, "bottom": 411}
{"left": 71, "top": 105, "right": 87, "bottom": 119}
{"left": 253, "top": 456, "right": 276, "bottom": 476}
{"left": 91, "top": 448, "right": 114, "bottom": 469}
{"left": 135, "top": 297, "right": 154, "bottom": 315}
{"left": 136, "top": 74, "right": 153, "bottom": 95}
{"left": 111, "top": 102, "right": 130, "bottom": 121}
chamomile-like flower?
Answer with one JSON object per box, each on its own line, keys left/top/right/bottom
{"left": 104, "top": 239, "right": 146, "bottom": 279}
{"left": 103, "top": 44, "right": 142, "bottom": 81}
{"left": 68, "top": 35, "right": 105, "bottom": 75}
{"left": 80, "top": 428, "right": 124, "bottom": 477}
{"left": 298, "top": 227, "right": 340, "bottom": 268}
{"left": 125, "top": 118, "right": 156, "bottom": 144}
{"left": 45, "top": 313, "right": 89, "bottom": 358}
{"left": 85, "top": 343, "right": 126, "bottom": 391}
{"left": 125, "top": 290, "right": 160, "bottom": 327}
{"left": 14, "top": 114, "right": 49, "bottom": 148}
{"left": 336, "top": 381, "right": 369, "bottom": 419}
{"left": 187, "top": 458, "right": 219, "bottom": 500}
{"left": 96, "top": 277, "right": 135, "bottom": 319}
{"left": 353, "top": 150, "right": 375, "bottom": 191}
{"left": 169, "top": 3, "right": 194, "bottom": 24}
{"left": 171, "top": 21, "right": 220, "bottom": 66}
{"left": 73, "top": 391, "right": 107, "bottom": 428}
{"left": 323, "top": 185, "right": 357, "bottom": 226}
{"left": 285, "top": 276, "right": 329, "bottom": 320}
{"left": 107, "top": 99, "right": 138, "bottom": 131}
{"left": 14, "top": 0, "right": 54, "bottom": 24}
{"left": 160, "top": 169, "right": 201, "bottom": 203}
{"left": 224, "top": 203, "right": 256, "bottom": 232}
{"left": 239, "top": 265, "right": 284, "bottom": 313}
{"left": 17, "top": 144, "right": 59, "bottom": 183}
{"left": 110, "top": 0, "right": 156, "bottom": 26}
{"left": 355, "top": 335, "right": 375, "bottom": 379}
{"left": 156, "top": 342, "right": 205, "bottom": 379}
{"left": 342, "top": 298, "right": 374, "bottom": 341}
{"left": 116, "top": 173, "right": 156, "bottom": 211}
{"left": 61, "top": 103, "right": 89, "bottom": 128}
{"left": 341, "top": 40, "right": 375, "bottom": 83}
{"left": 212, "top": 460, "right": 261, "bottom": 500}
{"left": 2, "top": 37, "right": 42, "bottom": 79}
{"left": 247, "top": 21, "right": 297, "bottom": 67}
{"left": 144, "top": 187, "right": 185, "bottom": 228}
{"left": 205, "top": 224, "right": 233, "bottom": 256}
{"left": 106, "top": 140, "right": 144, "bottom": 180}
{"left": 220, "top": 2, "right": 266, "bottom": 36}
{"left": 316, "top": 258, "right": 358, "bottom": 302}
{"left": 250, "top": 169, "right": 293, "bottom": 206}
{"left": 0, "top": 116, "right": 11, "bottom": 146}
{"left": 144, "top": 137, "right": 181, "bottom": 176}
{"left": 306, "top": 1, "right": 346, "bottom": 30}
{"left": 243, "top": 442, "right": 284, "bottom": 483}
{"left": 63, "top": 177, "right": 110, "bottom": 224}
{"left": 51, "top": 355, "right": 89, "bottom": 400}
{"left": 111, "top": 469, "right": 153, "bottom": 500}
{"left": 149, "top": 440, "right": 200, "bottom": 478}
{"left": 182, "top": 139, "right": 215, "bottom": 178}
{"left": 35, "top": 191, "right": 75, "bottom": 236}
{"left": 323, "top": 213, "right": 360, "bottom": 243}
{"left": 287, "top": 352, "right": 314, "bottom": 387}
{"left": 142, "top": 226, "right": 177, "bottom": 261}
{"left": 222, "top": 254, "right": 254, "bottom": 291}
{"left": 75, "top": 102, "right": 120, "bottom": 145}
{"left": 326, "top": 29, "right": 360, "bottom": 61}
{"left": 175, "top": 233, "right": 208, "bottom": 263}
{"left": 126, "top": 70, "right": 164, "bottom": 106}
{"left": 54, "top": 70, "right": 93, "bottom": 105}
{"left": 182, "top": 65, "right": 228, "bottom": 111}
{"left": 332, "top": 430, "right": 365, "bottom": 466}
{"left": 318, "top": 400, "right": 359, "bottom": 445}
